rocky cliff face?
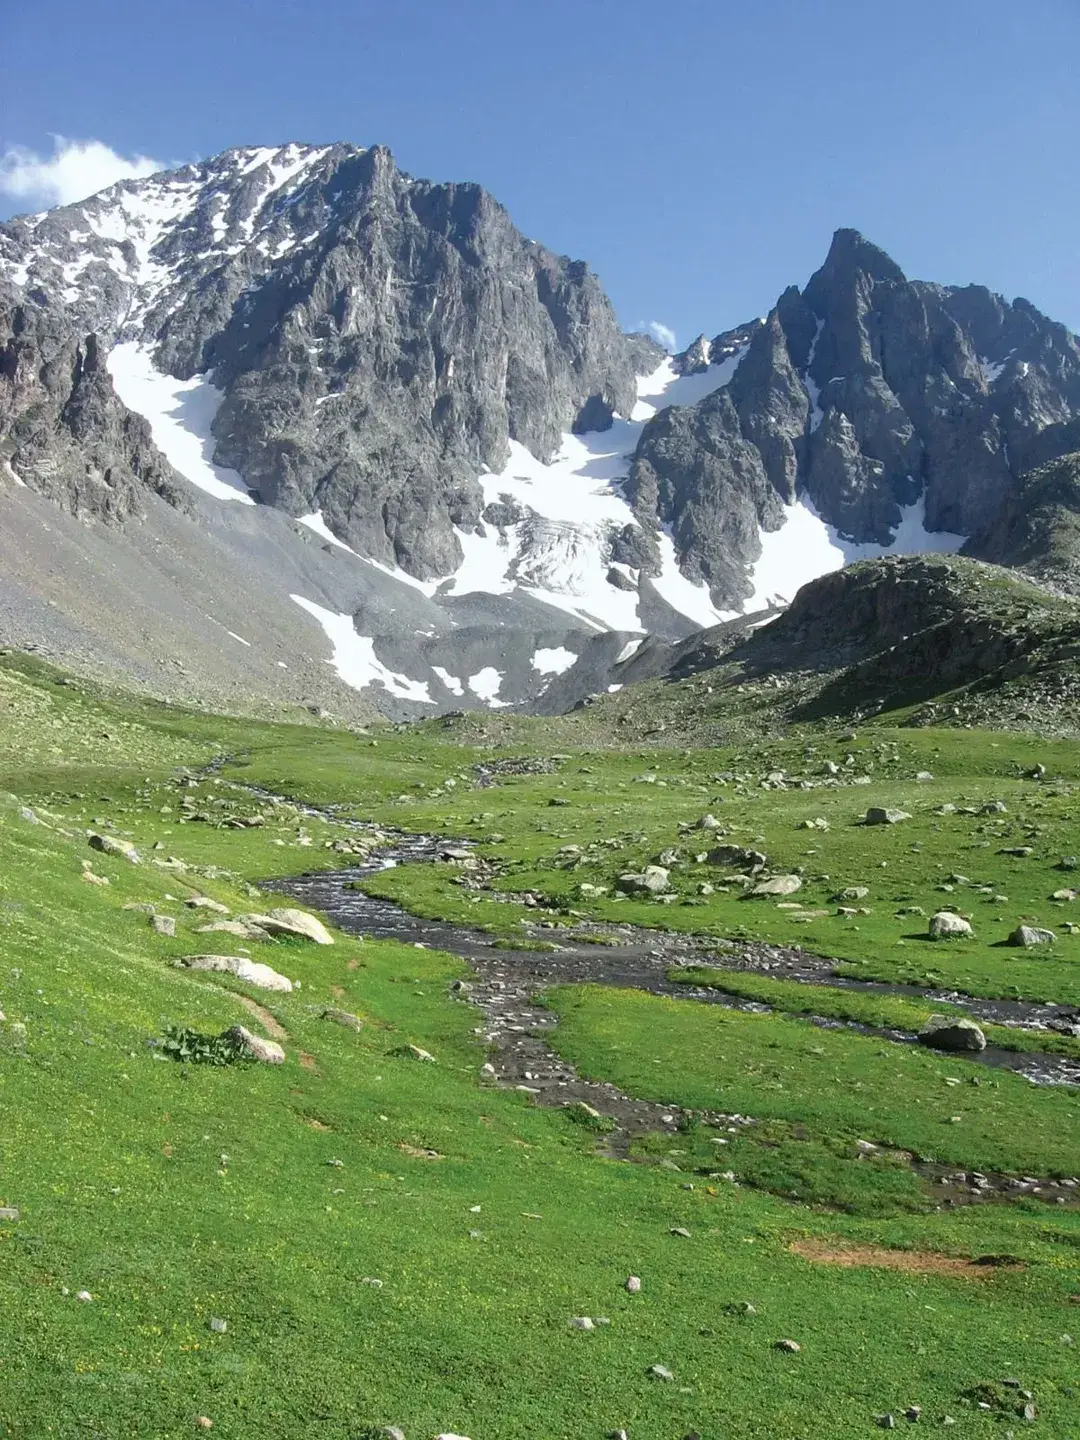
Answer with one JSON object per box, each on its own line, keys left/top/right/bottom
{"left": 0, "top": 286, "right": 188, "bottom": 519}
{"left": 0, "top": 142, "right": 637, "bottom": 577}
{"left": 629, "top": 229, "right": 1080, "bottom": 608}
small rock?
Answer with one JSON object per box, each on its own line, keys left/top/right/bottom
{"left": 864, "top": 808, "right": 910, "bottom": 825}
{"left": 382, "top": 1429, "right": 406, "bottom": 1440}
{"left": 319, "top": 1007, "right": 364, "bottom": 1031}
{"left": 393, "top": 1044, "right": 436, "bottom": 1062}
{"left": 570, "top": 1316, "right": 595, "bottom": 1330}
{"left": 625, "top": 1275, "right": 642, "bottom": 1293}
{"left": 647, "top": 1364, "right": 674, "bottom": 1381}
{"left": 185, "top": 896, "right": 230, "bottom": 914}
{"left": 222, "top": 1025, "right": 285, "bottom": 1064}
{"left": 774, "top": 1339, "right": 801, "bottom": 1353}
{"left": 669, "top": 1226, "right": 691, "bottom": 1238}
{"left": 195, "top": 1420, "right": 213, "bottom": 1431}
{"left": 208, "top": 1316, "right": 227, "bottom": 1333}
{"left": 876, "top": 1416, "right": 896, "bottom": 1430}
{"left": 151, "top": 914, "right": 176, "bottom": 938}
{"left": 75, "top": 1290, "right": 93, "bottom": 1302}
{"left": 0, "top": 1207, "right": 19, "bottom": 1222}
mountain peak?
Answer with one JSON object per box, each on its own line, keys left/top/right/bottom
{"left": 812, "top": 227, "right": 907, "bottom": 289}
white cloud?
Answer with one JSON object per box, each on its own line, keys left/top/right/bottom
{"left": 0, "top": 137, "right": 163, "bottom": 211}
{"left": 647, "top": 320, "right": 677, "bottom": 351}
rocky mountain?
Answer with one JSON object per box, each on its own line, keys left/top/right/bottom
{"left": 628, "top": 230, "right": 1080, "bottom": 611}
{"left": 3, "top": 144, "right": 1080, "bottom": 718}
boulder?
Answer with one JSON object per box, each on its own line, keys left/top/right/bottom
{"left": 617, "top": 867, "right": 671, "bottom": 896}
{"left": 1009, "top": 924, "right": 1056, "bottom": 947}
{"left": 706, "top": 844, "right": 768, "bottom": 872}
{"left": 222, "top": 1024, "right": 285, "bottom": 1064}
{"left": 864, "top": 808, "right": 910, "bottom": 825}
{"left": 928, "top": 911, "right": 974, "bottom": 940}
{"left": 235, "top": 908, "right": 334, "bottom": 945}
{"left": 150, "top": 914, "right": 176, "bottom": 937}
{"left": 175, "top": 955, "right": 294, "bottom": 992}
{"left": 185, "top": 896, "right": 230, "bottom": 914}
{"left": 749, "top": 874, "right": 802, "bottom": 897}
{"left": 918, "top": 1018, "right": 986, "bottom": 1052}
{"left": 196, "top": 920, "right": 272, "bottom": 939}
{"left": 88, "top": 833, "right": 140, "bottom": 863}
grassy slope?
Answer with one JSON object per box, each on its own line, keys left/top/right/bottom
{"left": 1, "top": 657, "right": 1080, "bottom": 1436}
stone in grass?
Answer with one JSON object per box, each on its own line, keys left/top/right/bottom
{"left": 1009, "top": 925, "right": 1056, "bottom": 947}
{"left": 864, "top": 808, "right": 911, "bottom": 825}
{"left": 918, "top": 1017, "right": 986, "bottom": 1053}
{"left": 669, "top": 1226, "right": 692, "bottom": 1238}
{"left": 928, "top": 911, "right": 974, "bottom": 940}
{"left": 570, "top": 1316, "right": 595, "bottom": 1330}
{"left": 774, "top": 1339, "right": 801, "bottom": 1353}
{"left": 616, "top": 867, "right": 670, "bottom": 896}
{"left": 88, "top": 832, "right": 140, "bottom": 863}
{"left": 235, "top": 909, "right": 334, "bottom": 945}
{"left": 391, "top": 1043, "right": 436, "bottom": 1062}
{"left": 706, "top": 844, "right": 768, "bottom": 872}
{"left": 0, "top": 1207, "right": 19, "bottom": 1222}
{"left": 185, "top": 896, "right": 230, "bottom": 914}
{"left": 318, "top": 1007, "right": 364, "bottom": 1032}
{"left": 208, "top": 1316, "right": 227, "bottom": 1333}
{"left": 175, "top": 955, "right": 293, "bottom": 993}
{"left": 435, "top": 1433, "right": 474, "bottom": 1440}
{"left": 625, "top": 1275, "right": 642, "bottom": 1293}
{"left": 748, "top": 874, "right": 802, "bottom": 897}
{"left": 221, "top": 1025, "right": 285, "bottom": 1064}
{"left": 381, "top": 1429, "right": 406, "bottom": 1440}
{"left": 151, "top": 914, "right": 176, "bottom": 938}
{"left": 647, "top": 1364, "right": 675, "bottom": 1381}
{"left": 834, "top": 886, "right": 870, "bottom": 901}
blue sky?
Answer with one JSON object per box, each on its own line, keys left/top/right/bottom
{"left": 2, "top": 0, "right": 1078, "bottom": 346}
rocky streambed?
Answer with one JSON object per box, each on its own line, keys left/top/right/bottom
{"left": 262, "top": 826, "right": 1080, "bottom": 1209}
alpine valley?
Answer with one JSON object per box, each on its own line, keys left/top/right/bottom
{"left": 3, "top": 140, "right": 1080, "bottom": 719}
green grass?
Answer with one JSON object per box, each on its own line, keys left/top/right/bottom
{"left": 3, "top": 655, "right": 1080, "bottom": 1435}
{"left": 545, "top": 985, "right": 1080, "bottom": 1177}
{"left": 672, "top": 967, "right": 1080, "bottom": 1062}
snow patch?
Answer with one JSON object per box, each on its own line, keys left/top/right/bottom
{"left": 744, "top": 494, "right": 966, "bottom": 611}
{"left": 297, "top": 511, "right": 358, "bottom": 554}
{"left": 615, "top": 637, "right": 644, "bottom": 664}
{"left": 290, "top": 595, "right": 434, "bottom": 704}
{"left": 106, "top": 343, "right": 255, "bottom": 504}
{"left": 432, "top": 666, "right": 464, "bottom": 696}
{"left": 531, "top": 646, "right": 578, "bottom": 676}
{"left": 467, "top": 666, "right": 509, "bottom": 707}
{"left": 3, "top": 460, "right": 27, "bottom": 488}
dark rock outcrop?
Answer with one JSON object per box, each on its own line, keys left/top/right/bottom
{"left": 629, "top": 229, "right": 1080, "bottom": 610}
{"left": 0, "top": 287, "right": 188, "bottom": 520}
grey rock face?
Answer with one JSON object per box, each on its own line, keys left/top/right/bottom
{"left": 0, "top": 290, "right": 189, "bottom": 520}
{"left": 629, "top": 228, "right": 1080, "bottom": 610}
{"left": 1, "top": 143, "right": 637, "bottom": 580}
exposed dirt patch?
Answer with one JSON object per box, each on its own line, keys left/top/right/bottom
{"left": 302, "top": 1115, "right": 333, "bottom": 1132}
{"left": 398, "top": 1142, "right": 444, "bottom": 1160}
{"left": 790, "top": 1236, "right": 1026, "bottom": 1277}
{"left": 236, "top": 995, "right": 288, "bottom": 1040}
{"left": 298, "top": 1051, "right": 318, "bottom": 1071}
